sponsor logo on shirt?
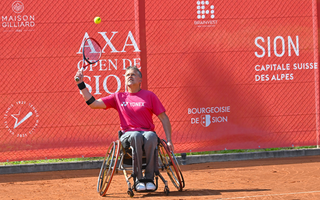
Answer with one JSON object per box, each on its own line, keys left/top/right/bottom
{"left": 121, "top": 102, "right": 145, "bottom": 107}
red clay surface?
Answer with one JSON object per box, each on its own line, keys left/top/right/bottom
{"left": 1, "top": 156, "right": 320, "bottom": 200}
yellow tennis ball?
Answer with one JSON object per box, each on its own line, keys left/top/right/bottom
{"left": 94, "top": 17, "right": 101, "bottom": 24}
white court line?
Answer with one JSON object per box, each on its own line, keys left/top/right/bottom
{"left": 215, "top": 191, "right": 320, "bottom": 199}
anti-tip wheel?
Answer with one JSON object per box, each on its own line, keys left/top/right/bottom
{"left": 164, "top": 186, "right": 170, "bottom": 195}
{"left": 127, "top": 189, "right": 134, "bottom": 198}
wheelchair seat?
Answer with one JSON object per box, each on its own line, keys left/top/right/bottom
{"left": 118, "top": 131, "right": 147, "bottom": 166}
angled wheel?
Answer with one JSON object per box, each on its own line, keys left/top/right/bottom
{"left": 158, "top": 139, "right": 185, "bottom": 191}
{"left": 170, "top": 151, "right": 185, "bottom": 189}
{"left": 97, "top": 140, "right": 120, "bottom": 196}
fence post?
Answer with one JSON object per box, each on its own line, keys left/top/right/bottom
{"left": 138, "top": 0, "right": 148, "bottom": 90}
{"left": 317, "top": 0, "right": 320, "bottom": 148}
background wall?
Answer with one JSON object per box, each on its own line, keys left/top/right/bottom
{"left": 0, "top": 0, "right": 319, "bottom": 162}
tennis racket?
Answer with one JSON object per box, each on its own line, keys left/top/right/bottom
{"left": 75, "top": 37, "right": 102, "bottom": 81}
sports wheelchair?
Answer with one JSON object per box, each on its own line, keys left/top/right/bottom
{"left": 97, "top": 131, "right": 185, "bottom": 197}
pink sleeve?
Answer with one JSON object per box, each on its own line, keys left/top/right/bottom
{"left": 101, "top": 93, "right": 117, "bottom": 109}
{"left": 152, "top": 93, "right": 166, "bottom": 116}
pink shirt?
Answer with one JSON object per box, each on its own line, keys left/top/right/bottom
{"left": 101, "top": 89, "right": 165, "bottom": 132}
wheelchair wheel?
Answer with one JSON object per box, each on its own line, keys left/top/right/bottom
{"left": 158, "top": 139, "right": 185, "bottom": 191}
{"left": 97, "top": 140, "right": 120, "bottom": 196}
{"left": 170, "top": 151, "right": 185, "bottom": 189}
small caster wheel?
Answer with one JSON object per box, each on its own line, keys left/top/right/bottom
{"left": 127, "top": 189, "right": 134, "bottom": 198}
{"left": 164, "top": 186, "right": 170, "bottom": 195}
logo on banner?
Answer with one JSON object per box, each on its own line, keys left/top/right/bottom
{"left": 194, "top": 1, "right": 218, "bottom": 27}
{"left": 12, "top": 1, "right": 24, "bottom": 13}
{"left": 2, "top": 1, "right": 36, "bottom": 32}
{"left": 189, "top": 106, "right": 230, "bottom": 127}
{"left": 201, "top": 115, "right": 211, "bottom": 127}
{"left": 3, "top": 101, "right": 39, "bottom": 137}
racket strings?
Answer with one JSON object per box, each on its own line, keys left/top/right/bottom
{"left": 83, "top": 39, "right": 102, "bottom": 63}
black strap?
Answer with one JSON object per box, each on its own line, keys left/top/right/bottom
{"left": 86, "top": 96, "right": 95, "bottom": 105}
{"left": 77, "top": 82, "right": 86, "bottom": 90}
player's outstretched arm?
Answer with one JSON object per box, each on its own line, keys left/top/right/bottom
{"left": 158, "top": 112, "right": 174, "bottom": 152}
{"left": 75, "top": 70, "right": 106, "bottom": 109}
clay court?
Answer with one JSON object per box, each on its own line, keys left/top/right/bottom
{"left": 1, "top": 155, "right": 320, "bottom": 200}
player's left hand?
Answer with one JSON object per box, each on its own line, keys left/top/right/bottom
{"left": 167, "top": 141, "right": 174, "bottom": 152}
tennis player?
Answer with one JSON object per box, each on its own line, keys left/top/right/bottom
{"left": 74, "top": 66, "right": 173, "bottom": 191}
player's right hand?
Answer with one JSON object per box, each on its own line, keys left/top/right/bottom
{"left": 74, "top": 69, "right": 84, "bottom": 83}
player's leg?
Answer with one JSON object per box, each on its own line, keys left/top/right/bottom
{"left": 120, "top": 131, "right": 143, "bottom": 180}
{"left": 120, "top": 131, "right": 145, "bottom": 191}
{"left": 142, "top": 131, "right": 158, "bottom": 190}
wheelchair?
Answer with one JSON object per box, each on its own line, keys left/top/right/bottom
{"left": 97, "top": 131, "right": 185, "bottom": 197}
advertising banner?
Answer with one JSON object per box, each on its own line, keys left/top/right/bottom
{"left": 145, "top": 0, "right": 319, "bottom": 152}
{"left": 0, "top": 0, "right": 319, "bottom": 161}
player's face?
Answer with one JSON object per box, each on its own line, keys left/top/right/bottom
{"left": 125, "top": 69, "right": 141, "bottom": 87}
